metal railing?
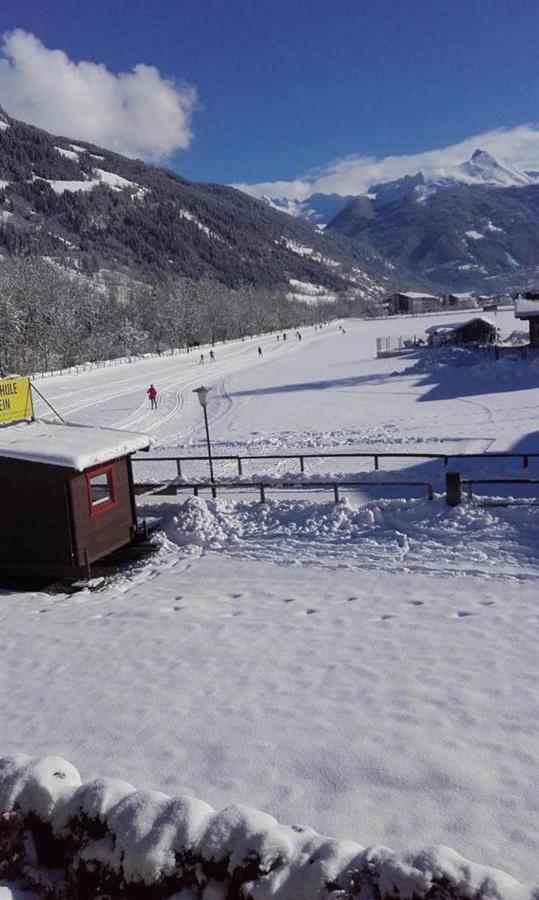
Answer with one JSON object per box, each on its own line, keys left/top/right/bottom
{"left": 135, "top": 479, "right": 435, "bottom": 504}
{"left": 462, "top": 477, "right": 539, "bottom": 500}
{"left": 132, "top": 452, "right": 539, "bottom": 510}
{"left": 132, "top": 450, "right": 539, "bottom": 478}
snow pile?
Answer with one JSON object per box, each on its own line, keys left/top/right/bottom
{"left": 468, "top": 354, "right": 539, "bottom": 383}
{"left": 163, "top": 495, "right": 539, "bottom": 577}
{"left": 399, "top": 347, "right": 483, "bottom": 374}
{"left": 0, "top": 754, "right": 532, "bottom": 900}
{"left": 400, "top": 346, "right": 539, "bottom": 382}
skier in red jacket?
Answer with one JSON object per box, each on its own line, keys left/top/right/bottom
{"left": 147, "top": 384, "right": 158, "bottom": 410}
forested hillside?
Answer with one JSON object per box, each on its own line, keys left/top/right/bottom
{"left": 0, "top": 106, "right": 393, "bottom": 297}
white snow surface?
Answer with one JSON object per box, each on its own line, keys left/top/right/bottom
{"left": 515, "top": 296, "right": 539, "bottom": 318}
{"left": 279, "top": 238, "right": 340, "bottom": 267}
{"left": 397, "top": 291, "right": 440, "bottom": 300}
{"left": 0, "top": 419, "right": 150, "bottom": 470}
{"left": 94, "top": 167, "right": 141, "bottom": 191}
{"left": 45, "top": 167, "right": 143, "bottom": 195}
{"left": 2, "top": 310, "right": 539, "bottom": 885}
{"left": 54, "top": 146, "right": 79, "bottom": 160}
{"left": 46, "top": 178, "right": 97, "bottom": 194}
{"left": 0, "top": 889, "right": 38, "bottom": 899}
{"left": 178, "top": 209, "right": 222, "bottom": 241}
{"left": 287, "top": 279, "right": 337, "bottom": 303}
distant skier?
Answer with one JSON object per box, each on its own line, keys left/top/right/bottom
{"left": 200, "top": 353, "right": 205, "bottom": 364}
{"left": 147, "top": 384, "right": 158, "bottom": 410}
{"left": 209, "top": 349, "right": 216, "bottom": 361}
{"left": 257, "top": 346, "right": 263, "bottom": 358}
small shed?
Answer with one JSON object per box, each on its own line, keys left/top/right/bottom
{"left": 0, "top": 419, "right": 150, "bottom": 579}
{"left": 425, "top": 317, "right": 497, "bottom": 347}
{"left": 514, "top": 291, "right": 539, "bottom": 347}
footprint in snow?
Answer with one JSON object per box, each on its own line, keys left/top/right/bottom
{"left": 457, "top": 610, "right": 474, "bottom": 618}
{"left": 479, "top": 600, "right": 495, "bottom": 606}
{"left": 409, "top": 600, "right": 424, "bottom": 606}
{"left": 305, "top": 608, "right": 318, "bottom": 615}
{"left": 347, "top": 596, "right": 358, "bottom": 602}
{"left": 282, "top": 598, "right": 295, "bottom": 603}
{"left": 172, "top": 606, "right": 184, "bottom": 612}
{"left": 381, "top": 614, "right": 395, "bottom": 620}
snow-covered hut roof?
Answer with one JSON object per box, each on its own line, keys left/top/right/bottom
{"left": 396, "top": 291, "right": 441, "bottom": 300}
{"left": 514, "top": 295, "right": 539, "bottom": 318}
{"left": 425, "top": 316, "right": 495, "bottom": 336}
{"left": 0, "top": 419, "right": 151, "bottom": 470}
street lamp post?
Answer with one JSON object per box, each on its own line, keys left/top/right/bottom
{"left": 193, "top": 385, "right": 216, "bottom": 497}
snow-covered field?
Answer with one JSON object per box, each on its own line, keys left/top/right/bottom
{"left": 1, "top": 309, "right": 538, "bottom": 886}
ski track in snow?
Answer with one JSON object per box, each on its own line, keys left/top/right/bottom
{"left": 5, "top": 309, "right": 539, "bottom": 885}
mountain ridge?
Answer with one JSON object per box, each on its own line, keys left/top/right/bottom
{"left": 0, "top": 105, "right": 394, "bottom": 301}
{"left": 261, "top": 149, "right": 539, "bottom": 291}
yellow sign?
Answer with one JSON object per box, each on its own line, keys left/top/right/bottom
{"left": 0, "top": 377, "right": 34, "bottom": 425}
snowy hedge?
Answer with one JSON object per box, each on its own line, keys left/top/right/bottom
{"left": 0, "top": 754, "right": 533, "bottom": 900}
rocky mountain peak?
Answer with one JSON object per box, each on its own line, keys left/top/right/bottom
{"left": 470, "top": 148, "right": 497, "bottom": 164}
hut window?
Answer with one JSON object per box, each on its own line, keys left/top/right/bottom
{"left": 86, "top": 464, "right": 116, "bottom": 515}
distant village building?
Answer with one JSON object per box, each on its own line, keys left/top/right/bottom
{"left": 514, "top": 290, "right": 539, "bottom": 347}
{"left": 443, "top": 292, "right": 484, "bottom": 309}
{"left": 425, "top": 317, "right": 497, "bottom": 347}
{"left": 443, "top": 293, "right": 502, "bottom": 310}
{"left": 0, "top": 420, "right": 150, "bottom": 579}
{"left": 386, "top": 291, "right": 442, "bottom": 315}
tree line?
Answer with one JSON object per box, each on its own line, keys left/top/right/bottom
{"left": 0, "top": 257, "right": 374, "bottom": 377}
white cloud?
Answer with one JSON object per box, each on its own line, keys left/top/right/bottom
{"left": 235, "top": 124, "right": 539, "bottom": 200}
{"left": 0, "top": 30, "right": 197, "bottom": 160}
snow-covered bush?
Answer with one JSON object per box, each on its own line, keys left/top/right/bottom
{"left": 0, "top": 754, "right": 533, "bottom": 900}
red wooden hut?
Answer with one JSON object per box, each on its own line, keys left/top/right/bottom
{"left": 0, "top": 419, "right": 150, "bottom": 579}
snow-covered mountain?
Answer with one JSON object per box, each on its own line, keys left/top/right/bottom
{"left": 326, "top": 152, "right": 539, "bottom": 292}
{"left": 264, "top": 150, "right": 539, "bottom": 226}
{"left": 431, "top": 148, "right": 537, "bottom": 189}
{"left": 260, "top": 192, "right": 355, "bottom": 226}
{"left": 368, "top": 150, "right": 538, "bottom": 207}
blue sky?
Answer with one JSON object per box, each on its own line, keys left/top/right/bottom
{"left": 1, "top": 0, "right": 539, "bottom": 195}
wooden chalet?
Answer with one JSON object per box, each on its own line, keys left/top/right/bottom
{"left": 0, "top": 419, "right": 150, "bottom": 579}
{"left": 425, "top": 317, "right": 497, "bottom": 347}
{"left": 386, "top": 292, "right": 442, "bottom": 315}
{"left": 514, "top": 291, "right": 539, "bottom": 347}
